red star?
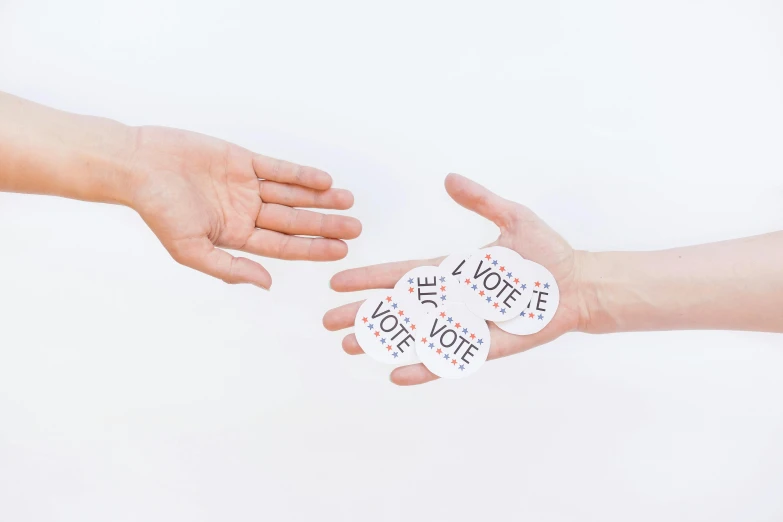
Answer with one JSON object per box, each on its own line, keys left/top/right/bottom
{"left": 479, "top": 290, "right": 485, "bottom": 296}
{"left": 385, "top": 296, "right": 392, "bottom": 302}
{"left": 535, "top": 281, "right": 541, "bottom": 287}
{"left": 499, "top": 266, "right": 506, "bottom": 272}
{"left": 440, "top": 286, "right": 446, "bottom": 292}
{"left": 408, "top": 287, "right": 414, "bottom": 293}
{"left": 493, "top": 302, "right": 499, "bottom": 308}
{"left": 513, "top": 278, "right": 520, "bottom": 284}
{"left": 455, "top": 322, "right": 461, "bottom": 328}
{"left": 451, "top": 359, "right": 458, "bottom": 365}
{"left": 362, "top": 317, "right": 368, "bottom": 323}
{"left": 411, "top": 324, "right": 416, "bottom": 330}
{"left": 436, "top": 348, "right": 443, "bottom": 355}
{"left": 421, "top": 337, "right": 428, "bottom": 343}
{"left": 398, "top": 310, "right": 404, "bottom": 316}
{"left": 374, "top": 331, "right": 380, "bottom": 337}
{"left": 485, "top": 254, "right": 491, "bottom": 260}
{"left": 470, "top": 333, "right": 476, "bottom": 340}
{"left": 528, "top": 312, "right": 535, "bottom": 318}
{"left": 387, "top": 345, "right": 392, "bottom": 351}
{"left": 439, "top": 312, "right": 446, "bottom": 318}
{"left": 464, "top": 278, "right": 471, "bottom": 285}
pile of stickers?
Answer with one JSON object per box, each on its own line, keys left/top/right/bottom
{"left": 353, "top": 246, "right": 560, "bottom": 379}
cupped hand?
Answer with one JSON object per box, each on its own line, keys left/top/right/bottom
{"left": 322, "top": 173, "right": 588, "bottom": 385}
{"left": 125, "top": 126, "right": 361, "bottom": 289}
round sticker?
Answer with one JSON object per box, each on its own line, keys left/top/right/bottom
{"left": 354, "top": 290, "right": 425, "bottom": 365}
{"left": 394, "top": 266, "right": 451, "bottom": 311}
{"left": 496, "top": 260, "right": 560, "bottom": 336}
{"left": 415, "top": 302, "right": 491, "bottom": 379}
{"left": 439, "top": 251, "right": 473, "bottom": 286}
{"left": 458, "top": 246, "right": 534, "bottom": 322}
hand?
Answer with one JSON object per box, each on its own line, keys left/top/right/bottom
{"left": 125, "top": 126, "right": 361, "bottom": 289}
{"left": 323, "top": 173, "right": 589, "bottom": 385}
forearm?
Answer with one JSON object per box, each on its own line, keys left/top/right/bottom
{"left": 0, "top": 92, "right": 136, "bottom": 205}
{"left": 580, "top": 232, "right": 783, "bottom": 334}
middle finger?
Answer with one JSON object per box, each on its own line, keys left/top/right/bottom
{"left": 256, "top": 203, "right": 362, "bottom": 239}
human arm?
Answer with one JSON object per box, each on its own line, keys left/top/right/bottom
{"left": 0, "top": 91, "right": 361, "bottom": 289}
{"left": 322, "top": 173, "right": 783, "bottom": 385}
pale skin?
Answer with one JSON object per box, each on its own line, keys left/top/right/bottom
{"left": 323, "top": 174, "right": 783, "bottom": 386}
{"left": 0, "top": 92, "right": 362, "bottom": 288}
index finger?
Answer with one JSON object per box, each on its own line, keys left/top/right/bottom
{"left": 253, "top": 155, "right": 333, "bottom": 191}
{"left": 329, "top": 256, "right": 446, "bottom": 292}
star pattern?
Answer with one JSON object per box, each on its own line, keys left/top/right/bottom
{"left": 366, "top": 302, "right": 415, "bottom": 359}
{"left": 422, "top": 312, "right": 482, "bottom": 373}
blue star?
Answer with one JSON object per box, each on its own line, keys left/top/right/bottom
{"left": 380, "top": 338, "right": 386, "bottom": 344}
{"left": 506, "top": 272, "right": 512, "bottom": 278}
{"left": 500, "top": 308, "right": 506, "bottom": 314}
{"left": 462, "top": 328, "right": 468, "bottom": 334}
{"left": 544, "top": 282, "right": 550, "bottom": 289}
{"left": 459, "top": 364, "right": 465, "bottom": 371}
{"left": 392, "top": 302, "right": 398, "bottom": 309}
{"left": 440, "top": 295, "right": 447, "bottom": 301}
{"left": 486, "top": 296, "right": 492, "bottom": 303}
{"left": 407, "top": 278, "right": 414, "bottom": 284}
{"left": 428, "top": 343, "right": 434, "bottom": 349}
{"left": 538, "top": 314, "right": 544, "bottom": 320}
{"left": 443, "top": 354, "right": 450, "bottom": 360}
{"left": 521, "top": 284, "right": 527, "bottom": 290}
{"left": 519, "top": 311, "right": 525, "bottom": 317}
{"left": 447, "top": 317, "right": 453, "bottom": 323}
{"left": 477, "top": 339, "right": 483, "bottom": 345}
{"left": 404, "top": 317, "right": 410, "bottom": 323}
{"left": 491, "top": 260, "right": 498, "bottom": 266}
{"left": 367, "top": 324, "right": 374, "bottom": 329}
{"left": 392, "top": 352, "right": 399, "bottom": 358}
{"left": 439, "top": 276, "right": 446, "bottom": 283}
{"left": 471, "top": 284, "right": 477, "bottom": 291}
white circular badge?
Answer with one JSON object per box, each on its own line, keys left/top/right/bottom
{"left": 458, "top": 246, "right": 534, "bottom": 322}
{"left": 496, "top": 260, "right": 560, "bottom": 336}
{"left": 394, "top": 266, "right": 451, "bottom": 311}
{"left": 415, "top": 302, "right": 491, "bottom": 379}
{"left": 354, "top": 290, "right": 425, "bottom": 365}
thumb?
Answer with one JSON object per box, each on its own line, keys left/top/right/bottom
{"left": 444, "top": 173, "right": 519, "bottom": 229}
{"left": 169, "top": 237, "right": 273, "bottom": 289}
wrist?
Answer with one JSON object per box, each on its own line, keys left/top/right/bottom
{"left": 68, "top": 115, "right": 140, "bottom": 207}
{"left": 574, "top": 250, "right": 618, "bottom": 334}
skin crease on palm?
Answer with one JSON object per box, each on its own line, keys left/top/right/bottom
{"left": 322, "top": 173, "right": 589, "bottom": 386}
{"left": 125, "top": 126, "right": 363, "bottom": 289}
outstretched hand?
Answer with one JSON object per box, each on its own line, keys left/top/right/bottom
{"left": 126, "top": 126, "right": 361, "bottom": 289}
{"left": 323, "top": 173, "right": 588, "bottom": 385}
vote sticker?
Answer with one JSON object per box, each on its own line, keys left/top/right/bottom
{"left": 459, "top": 246, "right": 534, "bottom": 322}
{"left": 416, "top": 302, "right": 491, "bottom": 379}
{"left": 394, "top": 266, "right": 450, "bottom": 311}
{"left": 439, "top": 251, "right": 472, "bottom": 286}
{"left": 496, "top": 261, "right": 560, "bottom": 336}
{"left": 354, "top": 290, "right": 424, "bottom": 365}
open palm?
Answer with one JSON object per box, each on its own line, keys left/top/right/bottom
{"left": 323, "top": 173, "right": 587, "bottom": 385}
{"left": 126, "top": 126, "right": 361, "bottom": 289}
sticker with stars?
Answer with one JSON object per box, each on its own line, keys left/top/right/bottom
{"left": 394, "top": 266, "right": 451, "bottom": 311}
{"left": 458, "top": 246, "right": 534, "bottom": 322}
{"left": 353, "top": 290, "right": 424, "bottom": 365}
{"left": 439, "top": 251, "right": 473, "bottom": 287}
{"left": 416, "top": 302, "right": 491, "bottom": 379}
{"left": 496, "top": 260, "right": 560, "bottom": 336}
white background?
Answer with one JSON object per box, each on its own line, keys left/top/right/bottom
{"left": 1, "top": 1, "right": 783, "bottom": 520}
